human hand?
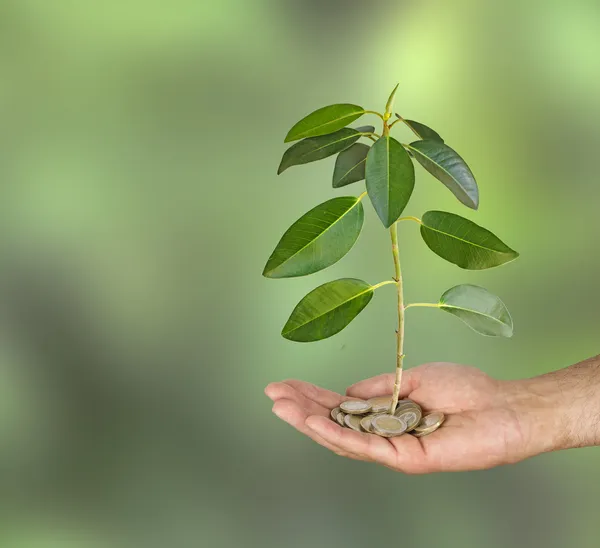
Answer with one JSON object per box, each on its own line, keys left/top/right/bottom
{"left": 265, "top": 363, "right": 540, "bottom": 473}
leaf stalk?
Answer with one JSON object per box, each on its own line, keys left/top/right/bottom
{"left": 404, "top": 302, "right": 440, "bottom": 310}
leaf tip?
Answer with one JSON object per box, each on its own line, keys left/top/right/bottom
{"left": 280, "top": 325, "right": 294, "bottom": 341}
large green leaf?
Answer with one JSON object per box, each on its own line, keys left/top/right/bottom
{"left": 282, "top": 278, "right": 373, "bottom": 342}
{"left": 333, "top": 143, "right": 370, "bottom": 188}
{"left": 397, "top": 116, "right": 444, "bottom": 142}
{"left": 365, "top": 136, "right": 415, "bottom": 228}
{"left": 408, "top": 140, "right": 479, "bottom": 209}
{"left": 354, "top": 125, "right": 375, "bottom": 134}
{"left": 285, "top": 104, "right": 365, "bottom": 142}
{"left": 263, "top": 197, "right": 364, "bottom": 278}
{"left": 278, "top": 128, "right": 360, "bottom": 174}
{"left": 420, "top": 211, "right": 519, "bottom": 269}
{"left": 439, "top": 284, "right": 513, "bottom": 337}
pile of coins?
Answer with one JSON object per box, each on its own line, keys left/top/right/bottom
{"left": 330, "top": 396, "right": 445, "bottom": 438}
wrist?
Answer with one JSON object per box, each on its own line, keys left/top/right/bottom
{"left": 505, "top": 357, "right": 600, "bottom": 458}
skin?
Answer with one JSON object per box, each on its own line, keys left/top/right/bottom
{"left": 265, "top": 356, "right": 600, "bottom": 474}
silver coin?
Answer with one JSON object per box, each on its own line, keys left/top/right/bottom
{"left": 344, "top": 414, "right": 363, "bottom": 432}
{"left": 330, "top": 407, "right": 342, "bottom": 421}
{"left": 395, "top": 407, "right": 422, "bottom": 432}
{"left": 371, "top": 414, "right": 408, "bottom": 438}
{"left": 336, "top": 411, "right": 346, "bottom": 427}
{"left": 360, "top": 413, "right": 384, "bottom": 433}
{"left": 412, "top": 412, "right": 445, "bottom": 437}
{"left": 394, "top": 402, "right": 423, "bottom": 417}
{"left": 367, "top": 395, "right": 394, "bottom": 413}
{"left": 340, "top": 399, "right": 372, "bottom": 415}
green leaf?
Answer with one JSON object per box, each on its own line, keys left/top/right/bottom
{"left": 263, "top": 197, "right": 364, "bottom": 278}
{"left": 365, "top": 136, "right": 415, "bottom": 228}
{"left": 282, "top": 278, "right": 373, "bottom": 342}
{"left": 354, "top": 125, "right": 375, "bottom": 134}
{"left": 408, "top": 140, "right": 479, "bottom": 209}
{"left": 285, "top": 104, "right": 365, "bottom": 142}
{"left": 385, "top": 83, "right": 400, "bottom": 116}
{"left": 397, "top": 116, "right": 444, "bottom": 142}
{"left": 333, "top": 143, "right": 370, "bottom": 188}
{"left": 439, "top": 284, "right": 513, "bottom": 337}
{"left": 278, "top": 128, "right": 361, "bottom": 174}
{"left": 420, "top": 211, "right": 519, "bottom": 270}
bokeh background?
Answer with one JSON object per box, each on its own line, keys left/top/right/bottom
{"left": 0, "top": 0, "right": 599, "bottom": 546}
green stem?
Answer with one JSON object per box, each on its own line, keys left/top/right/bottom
{"left": 388, "top": 117, "right": 403, "bottom": 129}
{"left": 389, "top": 222, "right": 405, "bottom": 416}
{"left": 371, "top": 280, "right": 398, "bottom": 291}
{"left": 364, "top": 110, "right": 385, "bottom": 120}
{"left": 404, "top": 303, "right": 440, "bottom": 310}
{"left": 397, "top": 216, "right": 422, "bottom": 224}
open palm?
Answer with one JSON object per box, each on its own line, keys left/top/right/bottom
{"left": 265, "top": 363, "right": 530, "bottom": 473}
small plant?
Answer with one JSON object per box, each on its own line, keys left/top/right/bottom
{"left": 263, "top": 85, "right": 519, "bottom": 416}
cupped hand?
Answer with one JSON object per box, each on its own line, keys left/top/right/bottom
{"left": 265, "top": 363, "right": 532, "bottom": 473}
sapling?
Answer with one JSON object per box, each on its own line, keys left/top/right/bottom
{"left": 263, "top": 85, "right": 519, "bottom": 420}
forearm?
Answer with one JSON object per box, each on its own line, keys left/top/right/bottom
{"left": 507, "top": 355, "right": 600, "bottom": 458}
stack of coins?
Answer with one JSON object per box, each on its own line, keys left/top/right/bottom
{"left": 330, "top": 395, "right": 445, "bottom": 438}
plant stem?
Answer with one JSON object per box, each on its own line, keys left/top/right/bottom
{"left": 397, "top": 216, "right": 422, "bottom": 224}
{"left": 404, "top": 303, "right": 440, "bottom": 310}
{"left": 389, "top": 222, "right": 405, "bottom": 415}
{"left": 364, "top": 110, "right": 385, "bottom": 120}
{"left": 388, "top": 117, "right": 403, "bottom": 129}
{"left": 371, "top": 280, "right": 398, "bottom": 291}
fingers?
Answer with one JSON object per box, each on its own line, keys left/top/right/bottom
{"left": 346, "top": 369, "right": 419, "bottom": 400}
{"left": 281, "top": 379, "right": 347, "bottom": 409}
{"left": 305, "top": 415, "right": 398, "bottom": 467}
{"left": 271, "top": 399, "right": 357, "bottom": 459}
{"left": 265, "top": 382, "right": 330, "bottom": 417}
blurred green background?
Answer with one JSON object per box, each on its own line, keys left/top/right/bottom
{"left": 0, "top": 0, "right": 599, "bottom": 546}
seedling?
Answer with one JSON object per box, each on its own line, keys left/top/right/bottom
{"left": 263, "top": 85, "right": 519, "bottom": 415}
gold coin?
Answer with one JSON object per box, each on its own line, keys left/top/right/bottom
{"left": 336, "top": 411, "right": 346, "bottom": 427}
{"left": 344, "top": 414, "right": 363, "bottom": 432}
{"left": 367, "top": 395, "right": 394, "bottom": 413}
{"left": 340, "top": 399, "right": 372, "bottom": 415}
{"left": 330, "top": 407, "right": 341, "bottom": 421}
{"left": 371, "top": 414, "right": 408, "bottom": 438}
{"left": 412, "top": 412, "right": 445, "bottom": 437}
{"left": 395, "top": 407, "right": 422, "bottom": 432}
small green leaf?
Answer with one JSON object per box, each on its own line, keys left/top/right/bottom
{"left": 439, "top": 284, "right": 513, "bottom": 337}
{"left": 333, "top": 143, "right": 370, "bottom": 188}
{"left": 420, "top": 211, "right": 519, "bottom": 270}
{"left": 365, "top": 136, "right": 415, "bottom": 228}
{"left": 385, "top": 83, "right": 400, "bottom": 116}
{"left": 278, "top": 128, "right": 361, "bottom": 174}
{"left": 285, "top": 104, "right": 365, "bottom": 142}
{"left": 282, "top": 278, "right": 373, "bottom": 342}
{"left": 408, "top": 140, "right": 479, "bottom": 209}
{"left": 397, "top": 116, "right": 444, "bottom": 142}
{"left": 354, "top": 125, "right": 375, "bottom": 134}
{"left": 263, "top": 197, "right": 364, "bottom": 278}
